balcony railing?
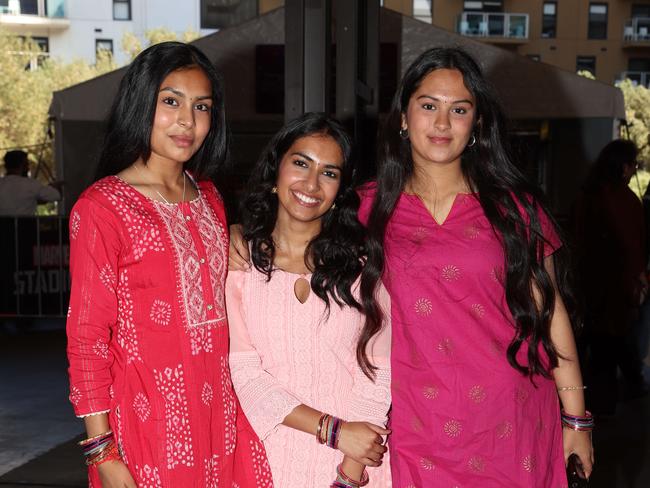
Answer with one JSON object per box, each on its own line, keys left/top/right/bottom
{"left": 457, "top": 12, "right": 529, "bottom": 40}
{"left": 0, "top": 0, "right": 66, "bottom": 18}
{"left": 620, "top": 71, "right": 650, "bottom": 88}
{"left": 623, "top": 17, "right": 650, "bottom": 42}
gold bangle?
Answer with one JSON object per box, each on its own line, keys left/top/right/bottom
{"left": 557, "top": 386, "right": 587, "bottom": 392}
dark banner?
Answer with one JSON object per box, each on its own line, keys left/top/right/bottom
{"left": 0, "top": 217, "right": 70, "bottom": 318}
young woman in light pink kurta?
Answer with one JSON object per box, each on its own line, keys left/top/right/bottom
{"left": 228, "top": 113, "right": 392, "bottom": 487}
{"left": 359, "top": 48, "right": 594, "bottom": 487}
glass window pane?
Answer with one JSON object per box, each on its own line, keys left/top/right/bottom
{"left": 20, "top": 0, "right": 38, "bottom": 15}
{"left": 113, "top": 1, "right": 130, "bottom": 20}
{"left": 543, "top": 4, "right": 556, "bottom": 15}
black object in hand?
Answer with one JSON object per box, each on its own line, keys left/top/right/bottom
{"left": 567, "top": 453, "right": 588, "bottom": 487}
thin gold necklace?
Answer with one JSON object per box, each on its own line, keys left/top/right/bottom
{"left": 133, "top": 163, "right": 186, "bottom": 204}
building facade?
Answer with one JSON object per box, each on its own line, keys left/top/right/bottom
{"left": 0, "top": 0, "right": 259, "bottom": 65}
{"left": 261, "top": 0, "right": 650, "bottom": 88}
{"left": 3, "top": 1, "right": 646, "bottom": 83}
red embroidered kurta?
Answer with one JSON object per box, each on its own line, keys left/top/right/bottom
{"left": 66, "top": 176, "right": 273, "bottom": 487}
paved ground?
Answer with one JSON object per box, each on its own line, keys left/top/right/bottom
{"left": 0, "top": 326, "right": 648, "bottom": 487}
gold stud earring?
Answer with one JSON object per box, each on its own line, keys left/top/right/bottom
{"left": 271, "top": 186, "right": 277, "bottom": 194}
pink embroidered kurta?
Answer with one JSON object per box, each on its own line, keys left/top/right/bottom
{"left": 227, "top": 269, "right": 392, "bottom": 487}
{"left": 359, "top": 187, "right": 567, "bottom": 488}
{"left": 66, "top": 176, "right": 273, "bottom": 487}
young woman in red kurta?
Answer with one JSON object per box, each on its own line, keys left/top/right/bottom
{"left": 66, "top": 42, "right": 272, "bottom": 487}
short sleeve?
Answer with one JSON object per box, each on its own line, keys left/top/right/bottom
{"left": 66, "top": 195, "right": 122, "bottom": 417}
{"left": 356, "top": 182, "right": 377, "bottom": 227}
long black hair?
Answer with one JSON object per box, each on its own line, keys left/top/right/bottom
{"left": 361, "top": 47, "right": 577, "bottom": 378}
{"left": 96, "top": 41, "right": 228, "bottom": 180}
{"left": 241, "top": 112, "right": 380, "bottom": 377}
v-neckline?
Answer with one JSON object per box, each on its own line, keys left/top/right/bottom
{"left": 405, "top": 191, "right": 472, "bottom": 226}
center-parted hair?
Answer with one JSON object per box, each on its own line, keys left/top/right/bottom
{"left": 361, "top": 47, "right": 579, "bottom": 379}
{"left": 241, "top": 112, "right": 381, "bottom": 378}
{"left": 96, "top": 41, "right": 228, "bottom": 180}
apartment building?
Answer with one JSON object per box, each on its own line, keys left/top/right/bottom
{"left": 0, "top": 0, "right": 257, "bottom": 65}
{"left": 380, "top": 1, "right": 650, "bottom": 88}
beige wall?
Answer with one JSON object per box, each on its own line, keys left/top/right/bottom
{"left": 411, "top": 0, "right": 650, "bottom": 85}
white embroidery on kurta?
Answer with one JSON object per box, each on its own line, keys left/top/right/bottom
{"left": 221, "top": 356, "right": 237, "bottom": 455}
{"left": 115, "top": 405, "right": 128, "bottom": 464}
{"left": 201, "top": 382, "right": 213, "bottom": 405}
{"left": 133, "top": 392, "right": 151, "bottom": 422}
{"left": 189, "top": 325, "right": 213, "bottom": 356}
{"left": 149, "top": 299, "right": 172, "bottom": 326}
{"left": 69, "top": 385, "right": 81, "bottom": 405}
{"left": 116, "top": 270, "right": 141, "bottom": 363}
{"left": 249, "top": 439, "right": 274, "bottom": 487}
{"left": 93, "top": 338, "right": 109, "bottom": 359}
{"left": 154, "top": 364, "right": 194, "bottom": 469}
{"left": 136, "top": 464, "right": 163, "bottom": 488}
{"left": 99, "top": 264, "right": 116, "bottom": 290}
{"left": 204, "top": 454, "right": 220, "bottom": 488}
{"left": 67, "top": 305, "right": 71, "bottom": 318}
{"left": 155, "top": 196, "right": 227, "bottom": 331}
{"left": 70, "top": 210, "right": 80, "bottom": 240}
{"left": 97, "top": 178, "right": 165, "bottom": 259}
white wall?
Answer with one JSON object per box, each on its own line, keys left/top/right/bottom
{"left": 39, "top": 0, "right": 215, "bottom": 65}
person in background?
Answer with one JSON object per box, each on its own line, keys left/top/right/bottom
{"left": 575, "top": 139, "right": 648, "bottom": 414}
{"left": 0, "top": 150, "right": 61, "bottom": 215}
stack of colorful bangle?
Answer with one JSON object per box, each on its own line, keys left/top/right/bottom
{"left": 78, "top": 430, "right": 121, "bottom": 466}
{"left": 317, "top": 413, "right": 344, "bottom": 449}
{"left": 330, "top": 463, "right": 370, "bottom": 488}
{"left": 561, "top": 410, "right": 595, "bottom": 432}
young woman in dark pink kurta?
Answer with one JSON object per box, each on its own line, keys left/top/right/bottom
{"left": 359, "top": 47, "right": 593, "bottom": 487}
{"left": 360, "top": 187, "right": 566, "bottom": 487}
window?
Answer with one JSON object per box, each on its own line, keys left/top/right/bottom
{"left": 201, "top": 0, "right": 257, "bottom": 29}
{"left": 576, "top": 56, "right": 596, "bottom": 75}
{"left": 542, "top": 2, "right": 557, "bottom": 38}
{"left": 527, "top": 54, "right": 541, "bottom": 62}
{"left": 113, "top": 0, "right": 131, "bottom": 21}
{"left": 16, "top": 0, "right": 38, "bottom": 15}
{"left": 96, "top": 39, "right": 114, "bottom": 56}
{"left": 628, "top": 58, "right": 650, "bottom": 71}
{"left": 33, "top": 36, "right": 49, "bottom": 53}
{"left": 463, "top": 1, "right": 502, "bottom": 12}
{"left": 588, "top": 3, "right": 608, "bottom": 39}
{"left": 632, "top": 4, "right": 650, "bottom": 18}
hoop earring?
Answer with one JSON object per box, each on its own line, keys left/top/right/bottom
{"left": 399, "top": 128, "right": 409, "bottom": 139}
{"left": 467, "top": 134, "right": 477, "bottom": 147}
{"left": 271, "top": 186, "right": 277, "bottom": 194}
